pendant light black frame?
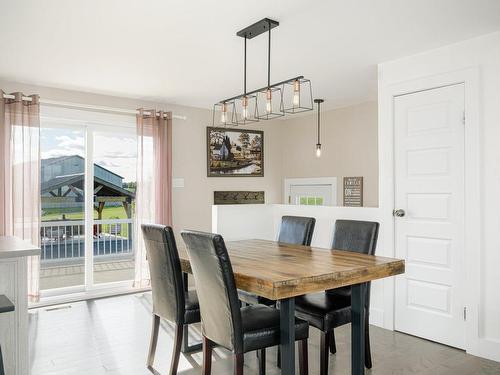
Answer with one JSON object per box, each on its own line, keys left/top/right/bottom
{"left": 212, "top": 18, "right": 313, "bottom": 126}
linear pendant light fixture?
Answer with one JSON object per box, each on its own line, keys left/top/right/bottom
{"left": 213, "top": 18, "right": 313, "bottom": 127}
{"left": 314, "top": 98, "right": 324, "bottom": 157}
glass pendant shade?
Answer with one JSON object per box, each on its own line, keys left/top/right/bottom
{"left": 212, "top": 101, "right": 237, "bottom": 127}
{"left": 234, "top": 94, "right": 259, "bottom": 125}
{"left": 283, "top": 78, "right": 313, "bottom": 114}
{"left": 316, "top": 143, "right": 322, "bottom": 158}
{"left": 257, "top": 86, "right": 284, "bottom": 120}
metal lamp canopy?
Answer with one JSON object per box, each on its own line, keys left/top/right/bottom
{"left": 213, "top": 18, "right": 313, "bottom": 126}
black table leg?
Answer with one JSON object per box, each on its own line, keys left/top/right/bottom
{"left": 352, "top": 283, "right": 366, "bottom": 375}
{"left": 280, "top": 297, "right": 295, "bottom": 375}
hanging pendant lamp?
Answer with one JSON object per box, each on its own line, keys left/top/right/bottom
{"left": 314, "top": 99, "right": 324, "bottom": 158}
{"left": 212, "top": 18, "right": 313, "bottom": 126}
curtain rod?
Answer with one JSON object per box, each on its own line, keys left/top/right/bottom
{"left": 2, "top": 94, "right": 187, "bottom": 120}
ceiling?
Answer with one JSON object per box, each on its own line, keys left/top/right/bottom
{"left": 1, "top": 0, "right": 500, "bottom": 111}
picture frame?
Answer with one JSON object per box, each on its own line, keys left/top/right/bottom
{"left": 207, "top": 126, "right": 264, "bottom": 177}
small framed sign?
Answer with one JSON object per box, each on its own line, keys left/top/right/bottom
{"left": 343, "top": 177, "right": 363, "bottom": 207}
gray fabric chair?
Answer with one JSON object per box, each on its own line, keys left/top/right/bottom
{"left": 181, "top": 230, "right": 310, "bottom": 375}
{"left": 238, "top": 215, "right": 316, "bottom": 306}
{"left": 294, "top": 220, "right": 380, "bottom": 375}
{"left": 141, "top": 224, "right": 201, "bottom": 375}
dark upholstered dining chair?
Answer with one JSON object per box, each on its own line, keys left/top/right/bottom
{"left": 294, "top": 220, "right": 380, "bottom": 375}
{"left": 238, "top": 215, "right": 316, "bottom": 307}
{"left": 0, "top": 295, "right": 15, "bottom": 375}
{"left": 181, "top": 230, "right": 310, "bottom": 375}
{"left": 141, "top": 224, "right": 201, "bottom": 375}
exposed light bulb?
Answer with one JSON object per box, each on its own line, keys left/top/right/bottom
{"left": 293, "top": 80, "right": 300, "bottom": 107}
{"left": 266, "top": 89, "right": 272, "bottom": 114}
{"left": 220, "top": 103, "right": 227, "bottom": 124}
{"left": 316, "top": 144, "right": 322, "bottom": 158}
{"left": 242, "top": 96, "right": 249, "bottom": 120}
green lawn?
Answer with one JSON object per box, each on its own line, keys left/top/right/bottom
{"left": 42, "top": 205, "right": 130, "bottom": 221}
{"left": 42, "top": 205, "right": 134, "bottom": 237}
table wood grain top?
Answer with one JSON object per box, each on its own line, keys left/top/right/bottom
{"left": 178, "top": 239, "right": 405, "bottom": 300}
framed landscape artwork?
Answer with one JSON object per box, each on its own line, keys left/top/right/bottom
{"left": 207, "top": 126, "right": 264, "bottom": 177}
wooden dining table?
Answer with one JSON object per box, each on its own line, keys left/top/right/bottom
{"left": 178, "top": 239, "right": 405, "bottom": 375}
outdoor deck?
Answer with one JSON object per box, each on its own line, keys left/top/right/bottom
{"left": 40, "top": 219, "right": 135, "bottom": 290}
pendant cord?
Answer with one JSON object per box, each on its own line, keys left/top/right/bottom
{"left": 244, "top": 36, "right": 247, "bottom": 95}
{"left": 317, "top": 101, "right": 321, "bottom": 144}
{"left": 267, "top": 21, "right": 271, "bottom": 88}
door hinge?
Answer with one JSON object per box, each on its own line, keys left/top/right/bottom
{"left": 463, "top": 307, "right": 467, "bottom": 321}
{"left": 462, "top": 111, "right": 466, "bottom": 125}
{"left": 288, "top": 195, "right": 291, "bottom": 204}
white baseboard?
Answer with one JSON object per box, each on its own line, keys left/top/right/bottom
{"left": 474, "top": 338, "right": 500, "bottom": 363}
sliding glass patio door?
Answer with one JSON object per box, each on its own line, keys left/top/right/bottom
{"left": 39, "top": 107, "right": 137, "bottom": 299}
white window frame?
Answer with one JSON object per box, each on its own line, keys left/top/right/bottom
{"left": 36, "top": 107, "right": 145, "bottom": 305}
{"left": 283, "top": 177, "right": 337, "bottom": 206}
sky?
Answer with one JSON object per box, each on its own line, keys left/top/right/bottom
{"left": 41, "top": 128, "right": 138, "bottom": 182}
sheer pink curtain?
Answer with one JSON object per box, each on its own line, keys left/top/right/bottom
{"left": 0, "top": 91, "right": 41, "bottom": 303}
{"left": 134, "top": 109, "right": 173, "bottom": 287}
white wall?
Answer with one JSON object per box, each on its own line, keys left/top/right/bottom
{"left": 378, "top": 31, "right": 500, "bottom": 361}
{"left": 213, "top": 204, "right": 386, "bottom": 327}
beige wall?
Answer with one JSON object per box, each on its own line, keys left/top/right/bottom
{"left": 1, "top": 80, "right": 379, "bottom": 236}
{"left": 279, "top": 101, "right": 379, "bottom": 206}
{"left": 0, "top": 80, "right": 283, "bottom": 237}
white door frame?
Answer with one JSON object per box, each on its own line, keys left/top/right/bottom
{"left": 37, "top": 113, "right": 141, "bottom": 304}
{"left": 283, "top": 177, "right": 338, "bottom": 206}
{"left": 378, "top": 67, "right": 481, "bottom": 356}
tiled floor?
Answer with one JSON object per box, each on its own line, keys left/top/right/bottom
{"left": 29, "top": 293, "right": 500, "bottom": 375}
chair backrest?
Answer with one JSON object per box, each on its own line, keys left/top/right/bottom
{"left": 141, "top": 224, "right": 185, "bottom": 324}
{"left": 277, "top": 215, "right": 316, "bottom": 246}
{"left": 332, "top": 220, "right": 379, "bottom": 255}
{"left": 331, "top": 219, "right": 380, "bottom": 307}
{"left": 181, "top": 230, "right": 243, "bottom": 353}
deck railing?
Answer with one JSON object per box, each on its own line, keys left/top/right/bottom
{"left": 40, "top": 219, "right": 134, "bottom": 263}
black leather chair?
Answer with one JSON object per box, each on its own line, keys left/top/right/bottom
{"left": 141, "top": 224, "right": 202, "bottom": 375}
{"left": 277, "top": 215, "right": 316, "bottom": 245}
{"left": 238, "top": 215, "right": 316, "bottom": 306}
{"left": 181, "top": 230, "right": 310, "bottom": 375}
{"left": 0, "top": 295, "right": 15, "bottom": 375}
{"left": 294, "top": 220, "right": 380, "bottom": 375}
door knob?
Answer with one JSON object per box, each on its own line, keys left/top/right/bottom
{"left": 393, "top": 209, "right": 406, "bottom": 217}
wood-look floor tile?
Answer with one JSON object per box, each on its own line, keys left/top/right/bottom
{"left": 29, "top": 293, "right": 500, "bottom": 375}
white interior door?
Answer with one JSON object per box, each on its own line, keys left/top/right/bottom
{"left": 394, "top": 84, "right": 466, "bottom": 349}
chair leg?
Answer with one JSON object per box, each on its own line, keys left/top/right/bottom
{"left": 0, "top": 344, "right": 5, "bottom": 375}
{"left": 299, "top": 339, "right": 309, "bottom": 375}
{"left": 169, "top": 324, "right": 183, "bottom": 375}
{"left": 147, "top": 314, "right": 160, "bottom": 368}
{"left": 320, "top": 331, "right": 331, "bottom": 375}
{"left": 202, "top": 336, "right": 213, "bottom": 375}
{"left": 329, "top": 330, "right": 337, "bottom": 354}
{"left": 365, "top": 313, "right": 372, "bottom": 369}
{"left": 234, "top": 353, "right": 244, "bottom": 375}
{"left": 258, "top": 348, "right": 266, "bottom": 375}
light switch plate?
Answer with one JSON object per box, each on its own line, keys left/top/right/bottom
{"left": 173, "top": 178, "right": 184, "bottom": 188}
